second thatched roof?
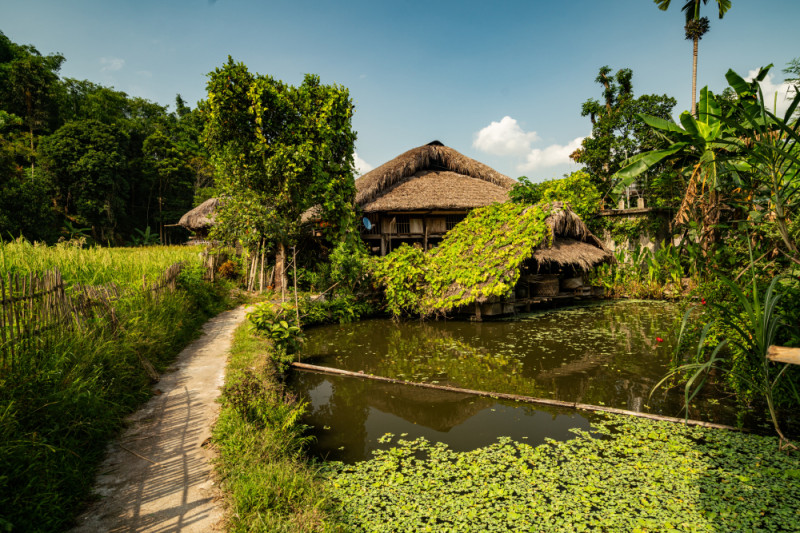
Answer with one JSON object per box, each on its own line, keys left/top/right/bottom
{"left": 356, "top": 141, "right": 516, "bottom": 212}
{"left": 177, "top": 197, "right": 221, "bottom": 231}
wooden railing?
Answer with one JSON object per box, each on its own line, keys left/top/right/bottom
{"left": 0, "top": 263, "right": 183, "bottom": 371}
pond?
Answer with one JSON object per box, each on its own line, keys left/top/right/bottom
{"left": 290, "top": 301, "right": 750, "bottom": 463}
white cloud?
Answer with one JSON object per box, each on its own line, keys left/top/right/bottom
{"left": 100, "top": 57, "right": 125, "bottom": 72}
{"left": 746, "top": 69, "right": 796, "bottom": 117}
{"left": 517, "top": 137, "right": 585, "bottom": 172}
{"left": 473, "top": 116, "right": 540, "bottom": 156}
{"left": 354, "top": 152, "right": 373, "bottom": 176}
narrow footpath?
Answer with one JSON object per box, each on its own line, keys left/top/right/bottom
{"left": 72, "top": 305, "right": 249, "bottom": 533}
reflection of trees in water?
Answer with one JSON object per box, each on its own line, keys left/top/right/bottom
{"left": 374, "top": 326, "right": 543, "bottom": 397}
{"left": 300, "top": 303, "right": 744, "bottom": 425}
{"left": 292, "top": 372, "right": 370, "bottom": 460}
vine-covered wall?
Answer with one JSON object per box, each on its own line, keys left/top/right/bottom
{"left": 371, "top": 202, "right": 553, "bottom": 317}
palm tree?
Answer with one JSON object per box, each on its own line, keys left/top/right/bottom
{"left": 654, "top": 0, "right": 732, "bottom": 116}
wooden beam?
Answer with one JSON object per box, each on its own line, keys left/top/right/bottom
{"left": 290, "top": 362, "right": 741, "bottom": 431}
{"left": 767, "top": 345, "right": 800, "bottom": 365}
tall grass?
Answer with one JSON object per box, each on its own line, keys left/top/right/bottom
{"left": 0, "top": 242, "right": 232, "bottom": 532}
{"left": 213, "top": 321, "right": 338, "bottom": 532}
{"left": 0, "top": 238, "right": 204, "bottom": 287}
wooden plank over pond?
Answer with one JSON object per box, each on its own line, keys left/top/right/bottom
{"left": 767, "top": 345, "right": 800, "bottom": 365}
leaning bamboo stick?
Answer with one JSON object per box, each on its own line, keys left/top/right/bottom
{"left": 290, "top": 362, "right": 741, "bottom": 431}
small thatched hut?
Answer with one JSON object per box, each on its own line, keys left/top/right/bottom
{"left": 372, "top": 201, "right": 612, "bottom": 319}
{"left": 177, "top": 197, "right": 221, "bottom": 239}
{"left": 353, "top": 140, "right": 517, "bottom": 255}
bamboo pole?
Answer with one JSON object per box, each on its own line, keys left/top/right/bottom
{"left": 292, "top": 246, "right": 299, "bottom": 323}
{"left": 1, "top": 274, "right": 7, "bottom": 368}
{"left": 259, "top": 245, "right": 266, "bottom": 294}
{"left": 290, "top": 362, "right": 741, "bottom": 431}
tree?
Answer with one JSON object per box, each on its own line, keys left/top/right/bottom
{"left": 510, "top": 170, "right": 601, "bottom": 222}
{"left": 654, "top": 0, "right": 732, "bottom": 116}
{"left": 0, "top": 31, "right": 64, "bottom": 175}
{"left": 41, "top": 119, "right": 128, "bottom": 242}
{"left": 572, "top": 66, "right": 677, "bottom": 202}
{"left": 142, "top": 127, "right": 194, "bottom": 242}
{"left": 612, "top": 87, "right": 730, "bottom": 248}
{"left": 203, "top": 58, "right": 357, "bottom": 291}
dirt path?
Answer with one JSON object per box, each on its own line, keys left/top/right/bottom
{"left": 72, "top": 305, "right": 249, "bottom": 533}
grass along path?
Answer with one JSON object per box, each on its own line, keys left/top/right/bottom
{"left": 211, "top": 318, "right": 338, "bottom": 532}
{"left": 72, "top": 305, "right": 249, "bottom": 533}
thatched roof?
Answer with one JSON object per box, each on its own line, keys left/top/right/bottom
{"left": 532, "top": 238, "right": 611, "bottom": 271}
{"left": 535, "top": 202, "right": 610, "bottom": 270}
{"left": 178, "top": 197, "right": 221, "bottom": 230}
{"left": 356, "top": 141, "right": 516, "bottom": 212}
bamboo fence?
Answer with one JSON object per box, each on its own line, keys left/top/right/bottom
{"left": 0, "top": 262, "right": 184, "bottom": 371}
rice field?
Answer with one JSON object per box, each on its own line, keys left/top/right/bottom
{"left": 0, "top": 239, "right": 205, "bottom": 287}
{"left": 0, "top": 239, "right": 231, "bottom": 532}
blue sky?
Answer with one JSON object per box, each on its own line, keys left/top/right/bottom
{"left": 3, "top": 0, "right": 799, "bottom": 181}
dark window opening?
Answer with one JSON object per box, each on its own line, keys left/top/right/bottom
{"left": 446, "top": 215, "right": 465, "bottom": 230}
{"left": 395, "top": 215, "right": 410, "bottom": 234}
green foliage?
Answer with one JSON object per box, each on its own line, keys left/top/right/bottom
{"left": 203, "top": 58, "right": 358, "bottom": 257}
{"left": 590, "top": 243, "right": 691, "bottom": 299}
{"left": 661, "top": 271, "right": 800, "bottom": 443}
{"left": 212, "top": 322, "right": 337, "bottom": 532}
{"left": 510, "top": 170, "right": 601, "bottom": 222}
{"left": 573, "top": 65, "right": 677, "bottom": 200}
{"left": 371, "top": 203, "right": 552, "bottom": 317}
{"left": 370, "top": 242, "right": 428, "bottom": 317}
{"left": 0, "top": 31, "right": 210, "bottom": 244}
{"left": 249, "top": 304, "right": 305, "bottom": 371}
{"left": 326, "top": 414, "right": 800, "bottom": 532}
{"left": 130, "top": 226, "right": 160, "bottom": 246}
{"left": 0, "top": 247, "right": 231, "bottom": 531}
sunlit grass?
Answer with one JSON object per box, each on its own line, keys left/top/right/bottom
{"left": 0, "top": 239, "right": 204, "bottom": 287}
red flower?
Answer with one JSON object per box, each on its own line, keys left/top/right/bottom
{"left": 656, "top": 337, "right": 663, "bottom": 343}
{"left": 701, "top": 299, "right": 707, "bottom": 305}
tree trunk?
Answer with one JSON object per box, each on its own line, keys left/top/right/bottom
{"left": 691, "top": 37, "right": 699, "bottom": 117}
{"left": 274, "top": 242, "right": 288, "bottom": 295}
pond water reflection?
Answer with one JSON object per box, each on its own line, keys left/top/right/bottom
{"left": 291, "top": 301, "right": 750, "bottom": 462}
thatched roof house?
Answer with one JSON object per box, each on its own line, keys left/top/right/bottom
{"left": 177, "top": 197, "right": 221, "bottom": 238}
{"left": 350, "top": 141, "right": 517, "bottom": 255}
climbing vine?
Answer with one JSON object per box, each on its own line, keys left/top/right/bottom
{"left": 371, "top": 203, "right": 553, "bottom": 317}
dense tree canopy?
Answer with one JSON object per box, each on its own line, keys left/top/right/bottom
{"left": 203, "top": 57, "right": 358, "bottom": 290}
{"left": 0, "top": 31, "right": 210, "bottom": 244}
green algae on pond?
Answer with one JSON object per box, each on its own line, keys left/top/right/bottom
{"left": 292, "top": 301, "right": 751, "bottom": 462}
{"left": 325, "top": 415, "right": 800, "bottom": 532}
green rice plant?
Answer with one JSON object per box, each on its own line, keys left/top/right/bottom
{"left": 0, "top": 255, "right": 232, "bottom": 531}
{"left": 0, "top": 239, "right": 202, "bottom": 288}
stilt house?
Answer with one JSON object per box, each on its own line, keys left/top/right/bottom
{"left": 354, "top": 141, "right": 517, "bottom": 255}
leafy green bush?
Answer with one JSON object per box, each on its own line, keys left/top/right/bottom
{"left": 510, "top": 170, "right": 601, "bottom": 222}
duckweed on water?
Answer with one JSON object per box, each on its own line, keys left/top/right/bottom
{"left": 326, "top": 415, "right": 800, "bottom": 532}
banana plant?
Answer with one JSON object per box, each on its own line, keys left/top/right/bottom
{"left": 719, "top": 65, "right": 800, "bottom": 266}
{"left": 611, "top": 86, "right": 732, "bottom": 245}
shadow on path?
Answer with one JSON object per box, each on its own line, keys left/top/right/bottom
{"left": 72, "top": 305, "right": 248, "bottom": 533}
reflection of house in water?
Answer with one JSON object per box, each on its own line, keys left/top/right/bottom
{"left": 367, "top": 382, "right": 490, "bottom": 433}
